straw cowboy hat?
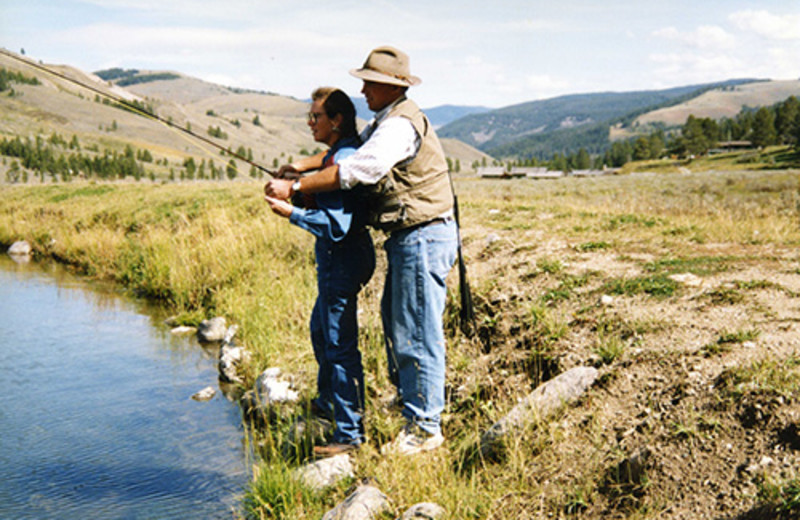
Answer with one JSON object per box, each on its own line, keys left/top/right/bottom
{"left": 349, "top": 46, "right": 422, "bottom": 87}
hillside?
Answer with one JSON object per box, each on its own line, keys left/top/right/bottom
{"left": 425, "top": 104, "right": 491, "bottom": 129}
{"left": 0, "top": 50, "right": 488, "bottom": 176}
{"left": 439, "top": 79, "right": 800, "bottom": 160}
{"left": 634, "top": 79, "right": 800, "bottom": 127}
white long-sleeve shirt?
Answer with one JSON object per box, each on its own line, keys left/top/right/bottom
{"left": 337, "top": 99, "right": 421, "bottom": 190}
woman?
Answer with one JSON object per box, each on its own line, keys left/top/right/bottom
{"left": 264, "top": 87, "right": 375, "bottom": 457}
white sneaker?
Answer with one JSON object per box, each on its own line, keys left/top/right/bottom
{"left": 381, "top": 423, "right": 444, "bottom": 455}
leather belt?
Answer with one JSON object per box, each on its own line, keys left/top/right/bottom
{"left": 402, "top": 216, "right": 453, "bottom": 233}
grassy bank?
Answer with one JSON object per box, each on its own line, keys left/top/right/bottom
{"left": 0, "top": 182, "right": 322, "bottom": 379}
{"left": 2, "top": 161, "right": 800, "bottom": 518}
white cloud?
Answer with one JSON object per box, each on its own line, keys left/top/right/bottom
{"left": 524, "top": 74, "right": 571, "bottom": 97}
{"left": 729, "top": 9, "right": 800, "bottom": 40}
{"left": 653, "top": 25, "right": 735, "bottom": 50}
{"left": 650, "top": 51, "right": 744, "bottom": 82}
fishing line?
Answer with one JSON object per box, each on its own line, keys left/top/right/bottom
{"left": 0, "top": 48, "right": 277, "bottom": 177}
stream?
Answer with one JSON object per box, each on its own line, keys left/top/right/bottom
{"left": 0, "top": 255, "right": 248, "bottom": 519}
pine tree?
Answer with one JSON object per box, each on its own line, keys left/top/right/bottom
{"left": 775, "top": 97, "right": 799, "bottom": 145}
{"left": 750, "top": 107, "right": 777, "bottom": 148}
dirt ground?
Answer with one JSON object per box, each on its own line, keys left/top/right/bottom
{"left": 449, "top": 223, "right": 800, "bottom": 519}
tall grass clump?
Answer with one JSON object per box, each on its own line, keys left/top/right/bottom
{"left": 0, "top": 182, "right": 318, "bottom": 372}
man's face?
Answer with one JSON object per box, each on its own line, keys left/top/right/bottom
{"left": 361, "top": 81, "right": 403, "bottom": 112}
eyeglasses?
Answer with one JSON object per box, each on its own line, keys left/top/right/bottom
{"left": 307, "top": 111, "right": 325, "bottom": 124}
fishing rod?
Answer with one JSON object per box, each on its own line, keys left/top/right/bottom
{"left": 0, "top": 48, "right": 278, "bottom": 178}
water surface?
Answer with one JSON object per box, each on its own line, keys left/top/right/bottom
{"left": 0, "top": 255, "right": 247, "bottom": 519}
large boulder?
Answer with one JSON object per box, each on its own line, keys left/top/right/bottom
{"left": 480, "top": 366, "right": 598, "bottom": 457}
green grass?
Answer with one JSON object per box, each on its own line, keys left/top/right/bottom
{"left": 757, "top": 476, "right": 800, "bottom": 519}
{"left": 716, "top": 328, "right": 760, "bottom": 344}
{"left": 716, "top": 355, "right": 800, "bottom": 400}
{"left": 644, "top": 256, "right": 736, "bottom": 276}
{"left": 602, "top": 275, "right": 678, "bottom": 299}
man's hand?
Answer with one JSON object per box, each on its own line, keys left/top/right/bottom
{"left": 264, "top": 178, "right": 293, "bottom": 200}
{"left": 264, "top": 195, "right": 293, "bottom": 218}
{"left": 277, "top": 164, "right": 300, "bottom": 180}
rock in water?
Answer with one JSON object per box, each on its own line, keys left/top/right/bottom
{"left": 191, "top": 386, "right": 216, "bottom": 401}
{"left": 217, "top": 325, "right": 247, "bottom": 383}
{"left": 198, "top": 316, "right": 227, "bottom": 343}
{"left": 8, "top": 240, "right": 32, "bottom": 256}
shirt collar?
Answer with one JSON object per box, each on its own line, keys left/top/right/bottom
{"left": 372, "top": 95, "right": 407, "bottom": 126}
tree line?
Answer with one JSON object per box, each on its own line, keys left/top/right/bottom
{"left": 0, "top": 131, "right": 264, "bottom": 184}
{"left": 0, "top": 67, "right": 41, "bottom": 92}
{"left": 667, "top": 96, "right": 800, "bottom": 157}
{"left": 1, "top": 135, "right": 146, "bottom": 182}
{"left": 534, "top": 96, "right": 800, "bottom": 170}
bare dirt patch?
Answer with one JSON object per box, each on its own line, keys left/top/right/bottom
{"left": 448, "top": 173, "right": 800, "bottom": 517}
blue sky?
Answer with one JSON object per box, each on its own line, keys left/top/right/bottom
{"left": 2, "top": 0, "right": 799, "bottom": 109}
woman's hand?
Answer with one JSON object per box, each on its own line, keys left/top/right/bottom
{"left": 264, "top": 195, "right": 293, "bottom": 218}
{"left": 264, "top": 178, "right": 293, "bottom": 200}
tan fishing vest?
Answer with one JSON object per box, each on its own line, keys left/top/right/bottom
{"left": 361, "top": 98, "right": 454, "bottom": 232}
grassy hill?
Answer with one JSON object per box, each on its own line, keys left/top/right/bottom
{"left": 0, "top": 50, "right": 488, "bottom": 178}
{"left": 629, "top": 79, "right": 800, "bottom": 129}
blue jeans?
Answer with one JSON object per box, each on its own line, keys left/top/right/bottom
{"left": 311, "top": 229, "right": 375, "bottom": 445}
{"left": 381, "top": 219, "right": 458, "bottom": 435}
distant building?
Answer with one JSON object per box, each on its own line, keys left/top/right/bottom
{"left": 570, "top": 169, "right": 606, "bottom": 177}
{"left": 477, "top": 166, "right": 511, "bottom": 178}
{"left": 709, "top": 140, "right": 754, "bottom": 154}
{"left": 515, "top": 167, "right": 564, "bottom": 179}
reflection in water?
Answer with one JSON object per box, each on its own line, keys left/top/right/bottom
{"left": 0, "top": 256, "right": 247, "bottom": 519}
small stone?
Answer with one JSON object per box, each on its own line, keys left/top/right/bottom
{"left": 219, "top": 344, "right": 248, "bottom": 383}
{"left": 293, "top": 453, "right": 354, "bottom": 491}
{"left": 8, "top": 240, "right": 32, "bottom": 256}
{"left": 191, "top": 386, "right": 216, "bottom": 401}
{"left": 170, "top": 326, "right": 196, "bottom": 335}
{"left": 401, "top": 502, "right": 446, "bottom": 519}
{"left": 668, "top": 272, "right": 703, "bottom": 287}
{"left": 322, "top": 483, "right": 391, "bottom": 520}
{"left": 255, "top": 367, "right": 299, "bottom": 404}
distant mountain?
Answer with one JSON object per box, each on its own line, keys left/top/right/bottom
{"left": 438, "top": 79, "right": 766, "bottom": 159}
{"left": 350, "top": 97, "right": 489, "bottom": 128}
{"left": 424, "top": 105, "right": 491, "bottom": 128}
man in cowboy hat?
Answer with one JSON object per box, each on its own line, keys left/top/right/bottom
{"left": 265, "top": 45, "right": 457, "bottom": 455}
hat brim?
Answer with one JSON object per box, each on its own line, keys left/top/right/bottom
{"left": 349, "top": 68, "right": 421, "bottom": 87}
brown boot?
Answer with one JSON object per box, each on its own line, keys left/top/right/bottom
{"left": 313, "top": 443, "right": 358, "bottom": 458}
